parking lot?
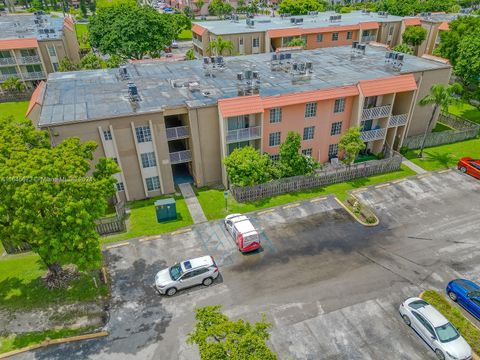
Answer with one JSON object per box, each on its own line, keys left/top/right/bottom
{"left": 15, "top": 170, "right": 480, "bottom": 360}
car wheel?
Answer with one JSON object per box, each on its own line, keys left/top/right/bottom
{"left": 166, "top": 287, "right": 177, "bottom": 296}
{"left": 448, "top": 291, "right": 458, "bottom": 302}
{"left": 435, "top": 349, "right": 445, "bottom": 360}
{"left": 202, "top": 277, "right": 213, "bottom": 286}
{"left": 460, "top": 166, "right": 467, "bottom": 173}
{"left": 402, "top": 314, "right": 411, "bottom": 326}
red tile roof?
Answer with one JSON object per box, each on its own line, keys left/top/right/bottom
{"left": 63, "top": 18, "right": 74, "bottom": 31}
{"left": 192, "top": 24, "right": 207, "bottom": 36}
{"left": 438, "top": 21, "right": 449, "bottom": 31}
{"left": 403, "top": 18, "right": 421, "bottom": 26}
{"left": 358, "top": 74, "right": 417, "bottom": 97}
{"left": 302, "top": 24, "right": 359, "bottom": 35}
{"left": 267, "top": 28, "right": 303, "bottom": 38}
{"left": 26, "top": 81, "right": 45, "bottom": 116}
{"left": 218, "top": 95, "right": 264, "bottom": 118}
{"left": 0, "top": 38, "right": 38, "bottom": 51}
{"left": 359, "top": 21, "right": 379, "bottom": 30}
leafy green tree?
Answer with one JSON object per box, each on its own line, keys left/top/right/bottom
{"left": 58, "top": 57, "right": 79, "bottom": 72}
{"left": 206, "top": 36, "right": 234, "bottom": 55}
{"left": 278, "top": 131, "right": 319, "bottom": 177}
{"left": 194, "top": 0, "right": 205, "bottom": 13}
{"left": 80, "top": 0, "right": 88, "bottom": 18}
{"left": 402, "top": 26, "right": 427, "bottom": 49}
{"left": 223, "top": 146, "right": 277, "bottom": 186}
{"left": 208, "top": 0, "right": 234, "bottom": 17}
{"left": 1, "top": 76, "right": 26, "bottom": 93}
{"left": 455, "top": 34, "right": 480, "bottom": 87}
{"left": 279, "top": 0, "right": 325, "bottom": 15}
{"left": 287, "top": 37, "right": 306, "bottom": 48}
{"left": 105, "top": 54, "right": 124, "bottom": 68}
{"left": 171, "top": 13, "right": 192, "bottom": 34}
{"left": 338, "top": 127, "right": 365, "bottom": 164}
{"left": 338, "top": 6, "right": 352, "bottom": 13}
{"left": 0, "top": 117, "right": 118, "bottom": 279}
{"left": 418, "top": 83, "right": 462, "bottom": 157}
{"left": 88, "top": 0, "right": 96, "bottom": 14}
{"left": 185, "top": 48, "right": 196, "bottom": 60}
{"left": 89, "top": 2, "right": 177, "bottom": 59}
{"left": 376, "top": 0, "right": 455, "bottom": 16}
{"left": 183, "top": 6, "right": 194, "bottom": 18}
{"left": 80, "top": 51, "right": 106, "bottom": 69}
{"left": 187, "top": 305, "right": 277, "bottom": 360}
{"left": 392, "top": 43, "right": 413, "bottom": 55}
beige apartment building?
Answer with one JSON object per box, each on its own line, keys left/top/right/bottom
{"left": 28, "top": 44, "right": 451, "bottom": 201}
{"left": 0, "top": 13, "right": 80, "bottom": 90}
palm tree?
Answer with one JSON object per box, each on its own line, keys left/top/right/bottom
{"left": 1, "top": 76, "right": 26, "bottom": 93}
{"left": 417, "top": 83, "right": 462, "bottom": 158}
{"left": 194, "top": 0, "right": 205, "bottom": 13}
{"left": 206, "top": 36, "right": 234, "bottom": 56}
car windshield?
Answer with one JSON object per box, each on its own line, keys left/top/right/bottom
{"left": 435, "top": 323, "right": 460, "bottom": 343}
{"left": 169, "top": 263, "right": 183, "bottom": 281}
{"left": 468, "top": 290, "right": 480, "bottom": 297}
{"left": 408, "top": 300, "right": 428, "bottom": 310}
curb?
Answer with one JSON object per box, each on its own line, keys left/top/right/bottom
{"left": 0, "top": 331, "right": 108, "bottom": 359}
{"left": 334, "top": 196, "right": 379, "bottom": 227}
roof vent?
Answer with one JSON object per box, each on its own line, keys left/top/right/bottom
{"left": 385, "top": 51, "right": 404, "bottom": 71}
{"left": 352, "top": 43, "right": 366, "bottom": 57}
{"left": 246, "top": 18, "right": 255, "bottom": 28}
{"left": 329, "top": 14, "right": 341, "bottom": 22}
{"left": 127, "top": 82, "right": 140, "bottom": 102}
{"left": 119, "top": 65, "right": 130, "bottom": 80}
{"left": 308, "top": 11, "right": 318, "bottom": 17}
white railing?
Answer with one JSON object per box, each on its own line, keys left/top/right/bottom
{"left": 0, "top": 74, "right": 19, "bottom": 81}
{"left": 362, "top": 105, "right": 392, "bottom": 121}
{"left": 20, "top": 55, "right": 41, "bottom": 64}
{"left": 166, "top": 126, "right": 189, "bottom": 140}
{"left": 0, "top": 58, "right": 16, "bottom": 65}
{"left": 23, "top": 71, "right": 46, "bottom": 80}
{"left": 360, "top": 128, "right": 386, "bottom": 142}
{"left": 388, "top": 114, "right": 408, "bottom": 127}
{"left": 192, "top": 38, "right": 203, "bottom": 48}
{"left": 226, "top": 126, "right": 261, "bottom": 144}
{"left": 361, "top": 35, "right": 377, "bottom": 43}
{"left": 170, "top": 150, "right": 192, "bottom": 164}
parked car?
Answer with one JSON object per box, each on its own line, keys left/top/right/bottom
{"left": 446, "top": 279, "right": 480, "bottom": 320}
{"left": 171, "top": 40, "right": 178, "bottom": 49}
{"left": 154, "top": 255, "right": 219, "bottom": 296}
{"left": 457, "top": 157, "right": 480, "bottom": 180}
{"left": 224, "top": 214, "right": 261, "bottom": 253}
{"left": 399, "top": 297, "right": 472, "bottom": 360}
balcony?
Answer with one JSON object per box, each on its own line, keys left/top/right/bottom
{"left": 166, "top": 126, "right": 189, "bottom": 141}
{"left": 388, "top": 113, "right": 408, "bottom": 127}
{"left": 0, "top": 73, "right": 18, "bottom": 81}
{"left": 361, "top": 105, "right": 391, "bottom": 121}
{"left": 226, "top": 126, "right": 261, "bottom": 144}
{"left": 170, "top": 150, "right": 192, "bottom": 164}
{"left": 0, "top": 58, "right": 16, "bottom": 66}
{"left": 361, "top": 35, "right": 377, "bottom": 43}
{"left": 23, "top": 71, "right": 46, "bottom": 80}
{"left": 192, "top": 38, "right": 203, "bottom": 49}
{"left": 20, "top": 55, "right": 41, "bottom": 64}
{"left": 360, "top": 128, "right": 386, "bottom": 142}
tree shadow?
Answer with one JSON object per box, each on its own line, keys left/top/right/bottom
{"left": 424, "top": 151, "right": 454, "bottom": 168}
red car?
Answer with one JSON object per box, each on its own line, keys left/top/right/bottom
{"left": 458, "top": 157, "right": 480, "bottom": 179}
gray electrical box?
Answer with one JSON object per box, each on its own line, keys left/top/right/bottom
{"left": 154, "top": 198, "right": 177, "bottom": 222}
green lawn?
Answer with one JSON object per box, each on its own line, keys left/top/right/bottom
{"left": 448, "top": 101, "right": 480, "bottom": 124}
{"left": 196, "top": 164, "right": 416, "bottom": 220}
{"left": 75, "top": 23, "right": 90, "bottom": 49}
{"left": 178, "top": 29, "right": 192, "bottom": 40}
{"left": 0, "top": 253, "right": 107, "bottom": 310}
{"left": 101, "top": 195, "right": 193, "bottom": 243}
{"left": 0, "top": 101, "right": 29, "bottom": 120}
{"left": 432, "top": 121, "right": 453, "bottom": 133}
{"left": 404, "top": 138, "right": 480, "bottom": 171}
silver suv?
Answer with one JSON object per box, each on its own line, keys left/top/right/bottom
{"left": 154, "top": 255, "right": 219, "bottom": 296}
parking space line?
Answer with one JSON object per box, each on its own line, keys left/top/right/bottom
{"left": 375, "top": 183, "right": 390, "bottom": 189}
{"left": 282, "top": 203, "right": 300, "bottom": 209}
{"left": 392, "top": 179, "right": 406, "bottom": 184}
{"left": 310, "top": 196, "right": 328, "bottom": 203}
{"left": 438, "top": 169, "right": 451, "bottom": 174}
{"left": 352, "top": 187, "right": 367, "bottom": 193}
{"left": 418, "top": 173, "right": 433, "bottom": 179}
{"left": 138, "top": 235, "right": 161, "bottom": 243}
{"left": 105, "top": 242, "right": 129, "bottom": 250}
{"left": 257, "top": 209, "right": 275, "bottom": 215}
{"left": 171, "top": 228, "right": 192, "bottom": 235}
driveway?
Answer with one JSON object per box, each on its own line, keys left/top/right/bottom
{"left": 14, "top": 170, "right": 480, "bottom": 359}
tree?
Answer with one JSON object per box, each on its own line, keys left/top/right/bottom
{"left": 455, "top": 34, "right": 480, "bottom": 87}
{"left": 1, "top": 76, "right": 26, "bottom": 93}
{"left": 183, "top": 6, "right": 194, "bottom": 18}
{"left": 402, "top": 26, "right": 427, "bottom": 49}
{"left": 392, "top": 43, "right": 413, "bottom": 55}
{"left": 88, "top": 0, "right": 96, "bottom": 14}
{"left": 171, "top": 13, "right": 192, "bottom": 34}
{"left": 417, "top": 83, "right": 462, "bottom": 157}
{"left": 208, "top": 0, "right": 233, "bottom": 17}
{"left": 194, "top": 0, "right": 205, "bottom": 13}
{"left": 185, "top": 48, "right": 196, "bottom": 60}
{"left": 105, "top": 54, "right": 124, "bottom": 68}
{"left": 278, "top": 132, "right": 319, "bottom": 177}
{"left": 187, "top": 305, "right": 277, "bottom": 360}
{"left": 80, "top": 52, "right": 106, "bottom": 69}
{"left": 0, "top": 117, "right": 118, "bottom": 282}
{"left": 287, "top": 37, "right": 306, "bottom": 48}
{"left": 58, "top": 57, "right": 79, "bottom": 72}
{"left": 206, "top": 36, "right": 234, "bottom": 55}
{"left": 376, "top": 0, "right": 456, "bottom": 16}
{"left": 223, "top": 146, "right": 277, "bottom": 186}
{"left": 278, "top": 0, "right": 325, "bottom": 15}
{"left": 338, "top": 127, "right": 365, "bottom": 164}
{"left": 80, "top": 0, "right": 88, "bottom": 18}
{"left": 89, "top": 2, "right": 177, "bottom": 59}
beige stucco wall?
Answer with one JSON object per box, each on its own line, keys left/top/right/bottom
{"left": 209, "top": 31, "right": 266, "bottom": 55}
{"left": 377, "top": 20, "right": 403, "bottom": 47}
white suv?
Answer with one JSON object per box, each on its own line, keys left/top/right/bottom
{"left": 154, "top": 256, "right": 219, "bottom": 296}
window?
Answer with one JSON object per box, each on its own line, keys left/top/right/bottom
{"left": 239, "top": 37, "right": 244, "bottom": 45}
{"left": 269, "top": 132, "right": 281, "bottom": 147}
{"left": 305, "top": 102, "right": 317, "bottom": 118}
{"left": 26, "top": 64, "right": 42, "bottom": 73}
{"left": 47, "top": 45, "right": 57, "bottom": 57}
{"left": 302, "top": 148, "right": 312, "bottom": 156}
{"left": 141, "top": 152, "right": 157, "bottom": 168}
{"left": 316, "top": 33, "right": 323, "bottom": 42}
{"left": 303, "top": 126, "right": 315, "bottom": 140}
{"left": 145, "top": 176, "right": 160, "bottom": 191}
{"left": 0, "top": 66, "right": 17, "bottom": 75}
{"left": 20, "top": 49, "right": 36, "bottom": 57}
{"left": 364, "top": 96, "right": 378, "bottom": 109}
{"left": 269, "top": 108, "right": 282, "bottom": 123}
{"left": 115, "top": 182, "right": 125, "bottom": 192}
{"left": 334, "top": 98, "right": 346, "bottom": 113}
{"left": 135, "top": 125, "right": 152, "bottom": 143}
{"left": 331, "top": 122, "right": 342, "bottom": 136}
{"left": 347, "top": 31, "right": 353, "bottom": 40}
{"left": 332, "top": 32, "right": 339, "bottom": 41}
{"left": 252, "top": 38, "right": 260, "bottom": 48}
{"left": 270, "top": 154, "right": 280, "bottom": 161}
{"left": 435, "top": 323, "right": 460, "bottom": 343}
{"left": 52, "top": 62, "right": 59, "bottom": 72}
{"left": 0, "top": 51, "right": 12, "bottom": 59}
{"left": 328, "top": 144, "right": 338, "bottom": 158}
{"left": 362, "top": 30, "right": 370, "bottom": 37}
{"left": 227, "top": 115, "right": 249, "bottom": 130}
{"left": 103, "top": 130, "right": 113, "bottom": 140}
{"left": 389, "top": 26, "right": 394, "bottom": 35}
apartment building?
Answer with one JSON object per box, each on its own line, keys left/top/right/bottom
{"left": 167, "top": 0, "right": 239, "bottom": 15}
{"left": 0, "top": 13, "right": 80, "bottom": 90}
{"left": 28, "top": 44, "right": 451, "bottom": 201}
{"left": 192, "top": 11, "right": 405, "bottom": 57}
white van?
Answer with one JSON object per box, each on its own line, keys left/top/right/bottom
{"left": 224, "top": 214, "right": 261, "bottom": 253}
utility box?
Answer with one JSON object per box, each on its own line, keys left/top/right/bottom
{"left": 154, "top": 198, "right": 177, "bottom": 222}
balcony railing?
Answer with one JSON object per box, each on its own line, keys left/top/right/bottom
{"left": 0, "top": 58, "right": 16, "bottom": 65}
{"left": 226, "top": 126, "right": 261, "bottom": 144}
{"left": 192, "top": 38, "right": 203, "bottom": 48}
{"left": 166, "top": 126, "right": 189, "bottom": 141}
{"left": 361, "top": 35, "right": 377, "bottom": 43}
{"left": 20, "top": 55, "right": 41, "bottom": 64}
{"left": 362, "top": 105, "right": 392, "bottom": 121}
{"left": 0, "top": 73, "right": 18, "bottom": 81}
{"left": 23, "top": 71, "right": 46, "bottom": 80}
{"left": 170, "top": 150, "right": 192, "bottom": 164}
{"left": 360, "top": 128, "right": 386, "bottom": 142}
{"left": 388, "top": 113, "right": 408, "bottom": 128}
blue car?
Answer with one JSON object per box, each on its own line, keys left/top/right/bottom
{"left": 446, "top": 279, "right": 480, "bottom": 320}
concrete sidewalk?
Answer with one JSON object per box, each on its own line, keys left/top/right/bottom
{"left": 178, "top": 183, "right": 207, "bottom": 224}
{"left": 402, "top": 157, "right": 427, "bottom": 174}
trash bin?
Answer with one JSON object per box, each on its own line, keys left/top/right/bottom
{"left": 154, "top": 198, "right": 177, "bottom": 222}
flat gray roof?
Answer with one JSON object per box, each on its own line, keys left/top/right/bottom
{"left": 0, "top": 14, "right": 64, "bottom": 41}
{"left": 38, "top": 45, "right": 450, "bottom": 126}
{"left": 194, "top": 11, "right": 404, "bottom": 35}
